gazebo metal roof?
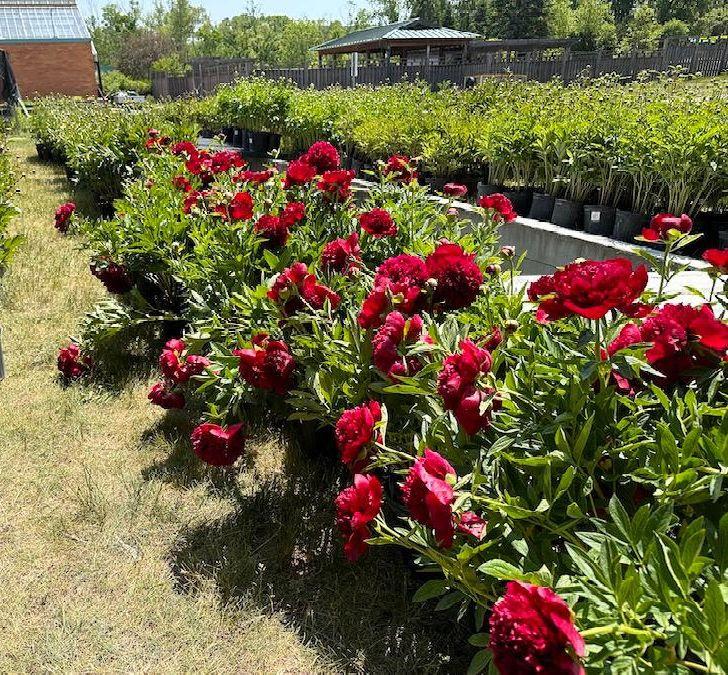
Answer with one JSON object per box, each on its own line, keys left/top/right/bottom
{"left": 313, "top": 18, "right": 478, "bottom": 54}
{"left": 0, "top": 0, "right": 90, "bottom": 42}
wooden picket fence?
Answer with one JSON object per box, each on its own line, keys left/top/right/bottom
{"left": 151, "top": 37, "right": 728, "bottom": 98}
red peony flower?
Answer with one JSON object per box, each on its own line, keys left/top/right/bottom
{"left": 401, "top": 449, "right": 456, "bottom": 547}
{"left": 284, "top": 159, "right": 317, "bottom": 188}
{"left": 235, "top": 169, "right": 274, "bottom": 185}
{"left": 478, "top": 193, "right": 517, "bottom": 222}
{"left": 359, "top": 208, "right": 397, "bottom": 238}
{"left": 183, "top": 190, "right": 203, "bottom": 215}
{"left": 321, "top": 233, "right": 362, "bottom": 275}
{"left": 170, "top": 141, "right": 197, "bottom": 158}
{"left": 210, "top": 149, "right": 246, "bottom": 174}
{"left": 186, "top": 151, "right": 214, "bottom": 184}
{"left": 54, "top": 202, "right": 76, "bottom": 233}
{"left": 528, "top": 258, "right": 648, "bottom": 322}
{"left": 489, "top": 581, "right": 586, "bottom": 675}
{"left": 425, "top": 242, "right": 483, "bottom": 310}
{"left": 642, "top": 213, "right": 693, "bottom": 242}
{"left": 443, "top": 183, "right": 468, "bottom": 198}
{"left": 304, "top": 141, "right": 341, "bottom": 174}
{"left": 280, "top": 201, "right": 306, "bottom": 227}
{"left": 335, "top": 400, "right": 382, "bottom": 471}
{"left": 335, "top": 473, "right": 383, "bottom": 562}
{"left": 173, "top": 175, "right": 192, "bottom": 193}
{"left": 372, "top": 312, "right": 424, "bottom": 381}
{"left": 484, "top": 326, "right": 503, "bottom": 351}
{"left": 233, "top": 333, "right": 296, "bottom": 394}
{"left": 608, "top": 303, "right": 728, "bottom": 385}
{"left": 317, "top": 169, "right": 355, "bottom": 202}
{"left": 190, "top": 422, "right": 246, "bottom": 467}
{"left": 358, "top": 254, "right": 428, "bottom": 328}
{"left": 268, "top": 263, "right": 340, "bottom": 315}
{"left": 437, "top": 339, "right": 492, "bottom": 409}
{"left": 457, "top": 511, "right": 487, "bottom": 539}
{"left": 148, "top": 382, "right": 185, "bottom": 409}
{"left": 159, "top": 339, "right": 210, "bottom": 384}
{"left": 452, "top": 385, "right": 500, "bottom": 435}
{"left": 703, "top": 248, "right": 728, "bottom": 274}
{"left": 57, "top": 342, "right": 92, "bottom": 379}
{"left": 383, "top": 155, "right": 418, "bottom": 183}
{"left": 254, "top": 214, "right": 289, "bottom": 248}
{"left": 228, "top": 192, "right": 255, "bottom": 221}
{"left": 90, "top": 260, "right": 134, "bottom": 295}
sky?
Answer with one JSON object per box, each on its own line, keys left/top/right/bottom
{"left": 79, "top": 0, "right": 369, "bottom": 23}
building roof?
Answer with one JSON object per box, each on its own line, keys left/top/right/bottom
{"left": 313, "top": 18, "right": 478, "bottom": 53}
{"left": 0, "top": 0, "right": 90, "bottom": 42}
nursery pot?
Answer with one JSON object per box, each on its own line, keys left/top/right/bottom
{"left": 267, "top": 133, "right": 281, "bottom": 153}
{"left": 502, "top": 189, "right": 533, "bottom": 218}
{"left": 247, "top": 131, "right": 271, "bottom": 156}
{"left": 551, "top": 199, "right": 583, "bottom": 230}
{"left": 221, "top": 127, "right": 236, "bottom": 145}
{"left": 613, "top": 210, "right": 648, "bottom": 243}
{"left": 35, "top": 143, "right": 49, "bottom": 161}
{"left": 477, "top": 182, "right": 502, "bottom": 199}
{"left": 583, "top": 205, "right": 616, "bottom": 236}
{"left": 528, "top": 193, "right": 556, "bottom": 221}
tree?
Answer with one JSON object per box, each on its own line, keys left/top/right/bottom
{"left": 88, "top": 1, "right": 143, "bottom": 67}
{"left": 117, "top": 29, "right": 173, "bottom": 78}
{"left": 491, "top": 0, "right": 549, "bottom": 38}
{"left": 162, "top": 0, "right": 207, "bottom": 58}
{"left": 692, "top": 5, "right": 728, "bottom": 35}
{"left": 620, "top": 1, "right": 661, "bottom": 51}
{"left": 546, "top": 0, "right": 575, "bottom": 38}
{"left": 571, "top": 0, "right": 617, "bottom": 50}
{"left": 654, "top": 0, "right": 710, "bottom": 24}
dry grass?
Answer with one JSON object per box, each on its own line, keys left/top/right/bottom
{"left": 0, "top": 137, "right": 466, "bottom": 673}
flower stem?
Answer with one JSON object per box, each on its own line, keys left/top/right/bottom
{"left": 656, "top": 242, "right": 672, "bottom": 304}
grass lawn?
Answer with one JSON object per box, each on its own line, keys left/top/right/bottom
{"left": 0, "top": 136, "right": 465, "bottom": 673}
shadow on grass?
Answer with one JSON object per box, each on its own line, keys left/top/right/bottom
{"left": 161, "top": 432, "right": 471, "bottom": 673}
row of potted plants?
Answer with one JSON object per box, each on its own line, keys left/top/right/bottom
{"left": 28, "top": 76, "right": 728, "bottom": 251}
{"left": 192, "top": 76, "right": 728, "bottom": 247}
{"left": 53, "top": 134, "right": 728, "bottom": 673}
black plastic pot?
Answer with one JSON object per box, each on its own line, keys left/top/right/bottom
{"left": 528, "top": 193, "right": 556, "bottom": 221}
{"left": 35, "top": 143, "right": 50, "bottom": 161}
{"left": 246, "top": 131, "right": 271, "bottom": 156}
{"left": 503, "top": 189, "right": 532, "bottom": 218}
{"left": 613, "top": 210, "right": 648, "bottom": 243}
{"left": 477, "top": 182, "right": 502, "bottom": 199}
{"left": 267, "top": 133, "right": 281, "bottom": 153}
{"left": 583, "top": 205, "right": 616, "bottom": 236}
{"left": 552, "top": 199, "right": 583, "bottom": 230}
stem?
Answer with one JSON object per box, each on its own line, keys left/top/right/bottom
{"left": 708, "top": 276, "right": 716, "bottom": 305}
{"left": 677, "top": 661, "right": 711, "bottom": 673}
{"left": 594, "top": 318, "right": 602, "bottom": 362}
{"left": 656, "top": 241, "right": 672, "bottom": 304}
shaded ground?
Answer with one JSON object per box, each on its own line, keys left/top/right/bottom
{"left": 0, "top": 136, "right": 467, "bottom": 672}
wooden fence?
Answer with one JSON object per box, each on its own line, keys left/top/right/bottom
{"left": 151, "top": 38, "right": 728, "bottom": 98}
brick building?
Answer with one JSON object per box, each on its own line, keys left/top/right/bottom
{"left": 0, "top": 0, "right": 98, "bottom": 98}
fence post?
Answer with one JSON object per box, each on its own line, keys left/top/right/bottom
{"left": 560, "top": 44, "right": 571, "bottom": 83}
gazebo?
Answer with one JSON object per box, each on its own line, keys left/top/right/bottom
{"left": 312, "top": 18, "right": 479, "bottom": 68}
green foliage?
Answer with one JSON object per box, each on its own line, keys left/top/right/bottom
{"left": 0, "top": 135, "right": 21, "bottom": 273}
{"left": 102, "top": 70, "right": 152, "bottom": 96}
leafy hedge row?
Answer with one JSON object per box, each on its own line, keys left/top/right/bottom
{"left": 0, "top": 129, "right": 20, "bottom": 273}
{"left": 195, "top": 76, "right": 728, "bottom": 215}
{"left": 54, "top": 134, "right": 728, "bottom": 674}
